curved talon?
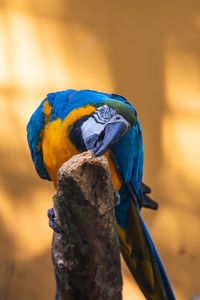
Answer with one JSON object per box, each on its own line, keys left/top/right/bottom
{"left": 47, "top": 208, "right": 55, "bottom": 221}
{"left": 114, "top": 190, "right": 121, "bottom": 206}
{"left": 141, "top": 182, "right": 151, "bottom": 194}
{"left": 142, "top": 194, "right": 158, "bottom": 210}
{"left": 47, "top": 208, "right": 63, "bottom": 234}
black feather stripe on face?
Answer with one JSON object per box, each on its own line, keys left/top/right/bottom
{"left": 96, "top": 100, "right": 136, "bottom": 126}
{"left": 68, "top": 114, "right": 91, "bottom": 151}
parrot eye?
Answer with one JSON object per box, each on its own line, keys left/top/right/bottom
{"left": 95, "top": 105, "right": 117, "bottom": 123}
{"left": 99, "top": 107, "right": 105, "bottom": 116}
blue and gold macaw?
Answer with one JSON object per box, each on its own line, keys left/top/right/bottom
{"left": 27, "top": 89, "right": 175, "bottom": 300}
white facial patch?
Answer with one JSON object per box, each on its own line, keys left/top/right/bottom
{"left": 81, "top": 116, "right": 104, "bottom": 142}
{"left": 94, "top": 105, "right": 117, "bottom": 123}
{"left": 81, "top": 105, "right": 131, "bottom": 145}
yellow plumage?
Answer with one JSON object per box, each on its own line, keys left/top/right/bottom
{"left": 41, "top": 103, "right": 122, "bottom": 190}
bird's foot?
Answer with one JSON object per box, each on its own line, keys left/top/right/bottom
{"left": 142, "top": 194, "right": 158, "bottom": 210}
{"left": 141, "top": 182, "right": 158, "bottom": 210}
{"left": 114, "top": 190, "right": 121, "bottom": 206}
{"left": 47, "top": 208, "right": 63, "bottom": 233}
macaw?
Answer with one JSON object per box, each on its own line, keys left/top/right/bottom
{"left": 27, "top": 89, "right": 175, "bottom": 300}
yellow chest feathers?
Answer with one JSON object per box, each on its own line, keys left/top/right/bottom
{"left": 41, "top": 103, "right": 122, "bottom": 190}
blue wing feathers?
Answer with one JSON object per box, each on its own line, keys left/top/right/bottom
{"left": 27, "top": 99, "right": 51, "bottom": 180}
{"left": 111, "top": 118, "right": 143, "bottom": 195}
{"left": 139, "top": 210, "right": 176, "bottom": 299}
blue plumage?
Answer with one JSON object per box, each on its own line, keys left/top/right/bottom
{"left": 27, "top": 89, "right": 175, "bottom": 300}
{"left": 27, "top": 99, "right": 51, "bottom": 180}
{"left": 50, "top": 89, "right": 111, "bottom": 120}
{"left": 112, "top": 119, "right": 143, "bottom": 192}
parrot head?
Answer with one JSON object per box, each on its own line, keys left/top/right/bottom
{"left": 69, "top": 99, "right": 136, "bottom": 157}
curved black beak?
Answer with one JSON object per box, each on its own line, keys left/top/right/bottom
{"left": 90, "top": 122, "right": 128, "bottom": 157}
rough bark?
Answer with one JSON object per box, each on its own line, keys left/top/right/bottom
{"left": 51, "top": 151, "right": 122, "bottom": 300}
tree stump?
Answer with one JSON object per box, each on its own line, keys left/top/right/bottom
{"left": 51, "top": 151, "right": 122, "bottom": 300}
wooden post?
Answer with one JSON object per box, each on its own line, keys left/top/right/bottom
{"left": 51, "top": 151, "right": 122, "bottom": 300}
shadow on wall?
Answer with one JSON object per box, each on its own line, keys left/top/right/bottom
{"left": 0, "top": 1, "right": 200, "bottom": 300}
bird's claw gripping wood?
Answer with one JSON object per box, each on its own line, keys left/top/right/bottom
{"left": 51, "top": 152, "right": 122, "bottom": 300}
{"left": 47, "top": 208, "right": 63, "bottom": 234}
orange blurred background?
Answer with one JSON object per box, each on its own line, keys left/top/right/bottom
{"left": 0, "top": 1, "right": 200, "bottom": 299}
